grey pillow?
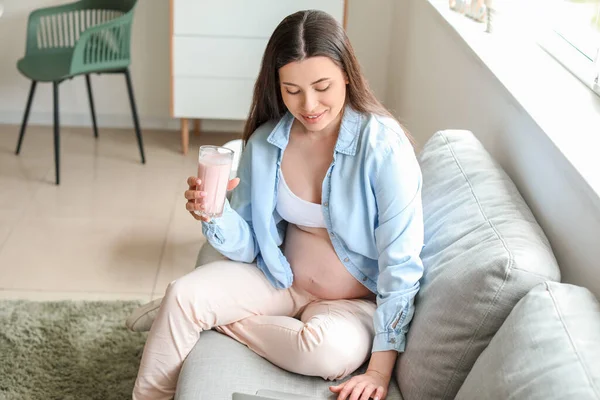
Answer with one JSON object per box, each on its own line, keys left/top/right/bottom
{"left": 396, "top": 130, "right": 561, "bottom": 399}
{"left": 456, "top": 281, "right": 600, "bottom": 399}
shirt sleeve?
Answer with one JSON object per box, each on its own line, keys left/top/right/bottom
{"left": 201, "top": 140, "right": 259, "bottom": 263}
{"left": 371, "top": 134, "right": 425, "bottom": 353}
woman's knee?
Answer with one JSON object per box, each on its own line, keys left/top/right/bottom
{"left": 162, "top": 277, "right": 216, "bottom": 330}
{"left": 295, "top": 322, "right": 371, "bottom": 380}
{"left": 165, "top": 276, "right": 194, "bottom": 300}
{"left": 164, "top": 264, "right": 222, "bottom": 302}
{"left": 164, "top": 275, "right": 206, "bottom": 309}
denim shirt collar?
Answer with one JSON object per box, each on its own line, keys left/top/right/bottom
{"left": 266, "top": 105, "right": 361, "bottom": 156}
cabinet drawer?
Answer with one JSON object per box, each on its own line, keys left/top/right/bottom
{"left": 173, "top": 36, "right": 267, "bottom": 79}
{"left": 173, "top": 77, "right": 254, "bottom": 120}
{"left": 173, "top": 0, "right": 344, "bottom": 37}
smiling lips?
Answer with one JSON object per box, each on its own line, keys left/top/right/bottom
{"left": 301, "top": 110, "right": 326, "bottom": 124}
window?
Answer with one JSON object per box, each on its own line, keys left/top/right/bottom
{"left": 536, "top": 0, "right": 600, "bottom": 95}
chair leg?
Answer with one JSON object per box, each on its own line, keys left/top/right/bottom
{"left": 85, "top": 74, "right": 98, "bottom": 138}
{"left": 124, "top": 68, "right": 146, "bottom": 164}
{"left": 15, "top": 81, "right": 37, "bottom": 155}
{"left": 53, "top": 82, "right": 60, "bottom": 185}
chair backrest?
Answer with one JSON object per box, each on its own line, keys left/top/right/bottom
{"left": 26, "top": 0, "right": 137, "bottom": 54}
{"left": 80, "top": 0, "right": 136, "bottom": 13}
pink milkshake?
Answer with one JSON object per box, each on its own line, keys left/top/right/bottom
{"left": 196, "top": 146, "right": 234, "bottom": 218}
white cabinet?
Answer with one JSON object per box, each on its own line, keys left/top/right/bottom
{"left": 173, "top": 77, "right": 255, "bottom": 120}
{"left": 173, "top": 37, "right": 267, "bottom": 79}
{"left": 170, "top": 0, "right": 347, "bottom": 154}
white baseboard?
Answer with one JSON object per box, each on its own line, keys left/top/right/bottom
{"left": 0, "top": 111, "right": 245, "bottom": 133}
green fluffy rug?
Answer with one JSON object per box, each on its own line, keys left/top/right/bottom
{"left": 0, "top": 300, "right": 147, "bottom": 400}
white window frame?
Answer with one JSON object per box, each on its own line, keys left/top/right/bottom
{"left": 536, "top": 2, "right": 600, "bottom": 97}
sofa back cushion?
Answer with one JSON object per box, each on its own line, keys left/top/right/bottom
{"left": 456, "top": 282, "right": 600, "bottom": 399}
{"left": 396, "top": 130, "right": 561, "bottom": 399}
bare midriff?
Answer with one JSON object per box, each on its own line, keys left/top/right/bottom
{"left": 281, "top": 117, "right": 375, "bottom": 301}
{"left": 283, "top": 224, "right": 374, "bottom": 301}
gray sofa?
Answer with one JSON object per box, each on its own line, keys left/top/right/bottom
{"left": 175, "top": 130, "right": 600, "bottom": 399}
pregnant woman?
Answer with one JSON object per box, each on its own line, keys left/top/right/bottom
{"left": 131, "top": 9, "right": 424, "bottom": 400}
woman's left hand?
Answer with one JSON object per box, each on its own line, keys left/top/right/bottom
{"left": 329, "top": 370, "right": 389, "bottom": 400}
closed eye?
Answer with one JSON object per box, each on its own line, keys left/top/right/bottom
{"left": 286, "top": 85, "right": 330, "bottom": 95}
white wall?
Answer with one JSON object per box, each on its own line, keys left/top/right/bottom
{"left": 0, "top": 0, "right": 393, "bottom": 133}
{"left": 387, "top": 0, "right": 410, "bottom": 120}
{"left": 346, "top": 0, "right": 394, "bottom": 104}
{"left": 388, "top": 0, "right": 600, "bottom": 297}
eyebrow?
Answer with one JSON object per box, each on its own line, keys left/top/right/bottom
{"left": 281, "top": 78, "right": 331, "bottom": 87}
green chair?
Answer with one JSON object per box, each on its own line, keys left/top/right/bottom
{"left": 15, "top": 0, "right": 145, "bottom": 185}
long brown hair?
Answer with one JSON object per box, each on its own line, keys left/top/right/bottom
{"left": 242, "top": 9, "right": 402, "bottom": 144}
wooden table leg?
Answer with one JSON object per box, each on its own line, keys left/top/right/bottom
{"left": 193, "top": 119, "right": 201, "bottom": 136}
{"left": 181, "top": 118, "right": 189, "bottom": 155}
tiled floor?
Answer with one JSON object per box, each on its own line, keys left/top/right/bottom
{"left": 0, "top": 124, "right": 239, "bottom": 303}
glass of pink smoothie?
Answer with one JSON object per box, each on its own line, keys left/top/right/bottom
{"left": 196, "top": 145, "right": 234, "bottom": 218}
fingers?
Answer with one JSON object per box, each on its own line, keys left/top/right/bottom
{"left": 187, "top": 176, "right": 200, "bottom": 188}
{"left": 373, "top": 386, "right": 385, "bottom": 400}
{"left": 186, "top": 177, "right": 212, "bottom": 222}
{"left": 184, "top": 189, "right": 205, "bottom": 213}
{"left": 189, "top": 210, "right": 203, "bottom": 221}
{"left": 331, "top": 375, "right": 385, "bottom": 400}
{"left": 348, "top": 382, "right": 368, "bottom": 400}
{"left": 186, "top": 197, "right": 211, "bottom": 216}
{"left": 227, "top": 177, "right": 240, "bottom": 191}
{"left": 359, "top": 385, "right": 376, "bottom": 400}
{"left": 186, "top": 175, "right": 239, "bottom": 224}
{"left": 188, "top": 210, "right": 211, "bottom": 222}
{"left": 189, "top": 177, "right": 240, "bottom": 197}
{"left": 184, "top": 189, "right": 206, "bottom": 201}
{"left": 337, "top": 378, "right": 358, "bottom": 400}
{"left": 190, "top": 176, "right": 242, "bottom": 192}
{"left": 185, "top": 195, "right": 211, "bottom": 222}
{"left": 186, "top": 200, "right": 200, "bottom": 212}
{"left": 330, "top": 381, "right": 346, "bottom": 393}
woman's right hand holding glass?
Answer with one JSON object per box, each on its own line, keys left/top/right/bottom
{"left": 185, "top": 176, "right": 240, "bottom": 222}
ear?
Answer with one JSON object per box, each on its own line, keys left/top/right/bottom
{"left": 344, "top": 72, "right": 349, "bottom": 85}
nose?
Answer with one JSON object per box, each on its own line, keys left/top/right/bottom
{"left": 302, "top": 92, "right": 318, "bottom": 113}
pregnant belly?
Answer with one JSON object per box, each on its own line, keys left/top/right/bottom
{"left": 283, "top": 224, "right": 374, "bottom": 301}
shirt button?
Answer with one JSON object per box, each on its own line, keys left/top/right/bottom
{"left": 330, "top": 232, "right": 335, "bottom": 238}
{"left": 323, "top": 202, "right": 329, "bottom": 207}
{"left": 344, "top": 257, "right": 350, "bottom": 262}
{"left": 390, "top": 338, "right": 396, "bottom": 344}
{"left": 362, "top": 276, "right": 368, "bottom": 282}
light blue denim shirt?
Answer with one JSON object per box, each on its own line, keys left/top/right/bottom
{"left": 202, "top": 106, "right": 424, "bottom": 353}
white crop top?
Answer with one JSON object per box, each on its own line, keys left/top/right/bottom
{"left": 276, "top": 172, "right": 326, "bottom": 228}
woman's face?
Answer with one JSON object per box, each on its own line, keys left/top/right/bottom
{"left": 278, "top": 56, "right": 348, "bottom": 133}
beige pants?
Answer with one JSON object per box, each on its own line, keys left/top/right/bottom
{"left": 132, "top": 260, "right": 376, "bottom": 400}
